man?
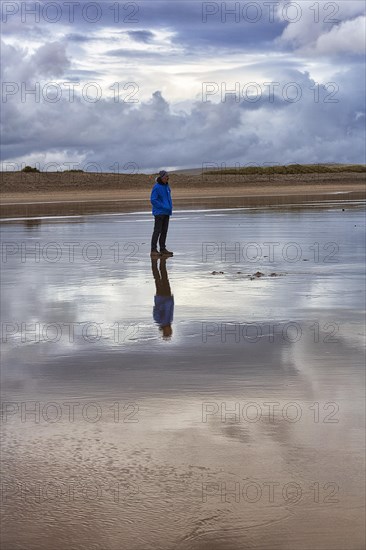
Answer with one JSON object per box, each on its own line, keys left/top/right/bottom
{"left": 150, "top": 170, "right": 173, "bottom": 258}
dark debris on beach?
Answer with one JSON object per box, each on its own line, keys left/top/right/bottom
{"left": 210, "top": 270, "right": 284, "bottom": 279}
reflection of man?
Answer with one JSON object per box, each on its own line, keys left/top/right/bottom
{"left": 151, "top": 257, "right": 174, "bottom": 339}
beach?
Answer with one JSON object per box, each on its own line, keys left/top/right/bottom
{"left": 1, "top": 170, "right": 365, "bottom": 218}
{"left": 1, "top": 197, "right": 365, "bottom": 549}
{"left": 2, "top": 0, "right": 366, "bottom": 545}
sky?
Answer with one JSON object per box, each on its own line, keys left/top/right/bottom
{"left": 1, "top": 0, "right": 365, "bottom": 172}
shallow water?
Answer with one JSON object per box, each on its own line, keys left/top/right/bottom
{"left": 1, "top": 202, "right": 365, "bottom": 550}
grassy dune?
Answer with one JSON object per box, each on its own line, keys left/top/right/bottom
{"left": 203, "top": 164, "right": 366, "bottom": 175}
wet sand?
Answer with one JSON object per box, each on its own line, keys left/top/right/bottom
{"left": 1, "top": 201, "right": 365, "bottom": 549}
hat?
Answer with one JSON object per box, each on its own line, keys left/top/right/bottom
{"left": 158, "top": 170, "right": 168, "bottom": 178}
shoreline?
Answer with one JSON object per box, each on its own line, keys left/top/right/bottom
{"left": 1, "top": 183, "right": 366, "bottom": 203}
{"left": 1, "top": 189, "right": 365, "bottom": 220}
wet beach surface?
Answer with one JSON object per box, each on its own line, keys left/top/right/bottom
{"left": 1, "top": 189, "right": 364, "bottom": 219}
{"left": 1, "top": 200, "right": 365, "bottom": 550}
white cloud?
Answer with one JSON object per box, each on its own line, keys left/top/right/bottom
{"left": 276, "top": 0, "right": 366, "bottom": 55}
{"left": 313, "top": 15, "right": 366, "bottom": 55}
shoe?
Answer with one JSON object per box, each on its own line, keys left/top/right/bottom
{"left": 160, "top": 249, "right": 173, "bottom": 256}
{"left": 150, "top": 250, "right": 161, "bottom": 258}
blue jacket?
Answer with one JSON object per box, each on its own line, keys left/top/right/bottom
{"left": 153, "top": 295, "right": 174, "bottom": 327}
{"left": 150, "top": 181, "right": 173, "bottom": 216}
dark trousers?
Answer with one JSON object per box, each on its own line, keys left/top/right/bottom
{"left": 151, "top": 258, "right": 172, "bottom": 296}
{"left": 151, "top": 215, "right": 170, "bottom": 251}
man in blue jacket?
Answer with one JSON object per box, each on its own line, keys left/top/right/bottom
{"left": 150, "top": 170, "right": 173, "bottom": 258}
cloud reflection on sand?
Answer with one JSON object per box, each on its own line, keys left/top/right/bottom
{"left": 1, "top": 203, "right": 365, "bottom": 550}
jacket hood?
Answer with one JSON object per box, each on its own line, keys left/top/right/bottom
{"left": 155, "top": 177, "right": 168, "bottom": 185}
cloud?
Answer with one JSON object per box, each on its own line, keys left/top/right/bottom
{"left": 313, "top": 16, "right": 366, "bottom": 55}
{"left": 276, "top": 0, "right": 366, "bottom": 55}
{"left": 105, "top": 48, "right": 163, "bottom": 58}
{"left": 126, "top": 30, "right": 155, "bottom": 44}
{"left": 1, "top": 65, "right": 365, "bottom": 171}
{"left": 1, "top": 40, "right": 70, "bottom": 82}
{"left": 1, "top": 2, "right": 365, "bottom": 170}
{"left": 31, "top": 41, "right": 70, "bottom": 77}
{"left": 65, "top": 33, "right": 95, "bottom": 43}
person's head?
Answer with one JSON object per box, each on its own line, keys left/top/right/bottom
{"left": 157, "top": 170, "right": 169, "bottom": 184}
